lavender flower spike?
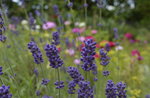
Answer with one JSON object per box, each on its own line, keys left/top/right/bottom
{"left": 80, "top": 39, "right": 97, "bottom": 74}
{"left": 44, "top": 44, "right": 63, "bottom": 68}
{"left": 0, "top": 66, "right": 3, "bottom": 75}
{"left": 28, "top": 41, "right": 44, "bottom": 64}
{"left": 0, "top": 85, "right": 12, "bottom": 98}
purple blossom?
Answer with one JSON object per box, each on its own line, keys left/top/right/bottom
{"left": 99, "top": 48, "right": 110, "bottom": 66}
{"left": 78, "top": 81, "right": 94, "bottom": 98}
{"left": 102, "top": 70, "right": 110, "bottom": 76}
{"left": 68, "top": 80, "right": 76, "bottom": 94}
{"left": 44, "top": 44, "right": 63, "bottom": 68}
{"left": 116, "top": 82, "right": 127, "bottom": 98}
{"left": 41, "top": 79, "right": 50, "bottom": 85}
{"left": 105, "top": 80, "right": 117, "bottom": 98}
{"left": 146, "top": 95, "right": 150, "bottom": 98}
{"left": 36, "top": 90, "right": 41, "bottom": 96}
{"left": 33, "top": 68, "right": 39, "bottom": 77}
{"left": 51, "top": 32, "right": 60, "bottom": 45}
{"left": 0, "top": 66, "right": 3, "bottom": 75}
{"left": 0, "top": 34, "right": 7, "bottom": 42}
{"left": 28, "top": 13, "right": 36, "bottom": 30}
{"left": 67, "top": 67, "right": 84, "bottom": 83}
{"left": 54, "top": 81, "right": 64, "bottom": 89}
{"left": 0, "top": 85, "right": 12, "bottom": 98}
{"left": 105, "top": 43, "right": 111, "bottom": 52}
{"left": 53, "top": 5, "right": 59, "bottom": 15}
{"left": 67, "top": 2, "right": 73, "bottom": 8}
{"left": 27, "top": 41, "right": 44, "bottom": 64}
{"left": 80, "top": 39, "right": 97, "bottom": 74}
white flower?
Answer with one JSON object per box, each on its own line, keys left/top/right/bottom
{"left": 79, "top": 22, "right": 86, "bottom": 27}
{"left": 115, "top": 46, "right": 123, "bottom": 51}
{"left": 21, "top": 20, "right": 28, "bottom": 25}
{"left": 36, "top": 25, "right": 41, "bottom": 30}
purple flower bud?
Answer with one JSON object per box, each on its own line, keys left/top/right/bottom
{"left": 0, "top": 85, "right": 12, "bottom": 98}
{"left": 41, "top": 79, "right": 50, "bottom": 85}
{"left": 27, "top": 41, "right": 44, "bottom": 64}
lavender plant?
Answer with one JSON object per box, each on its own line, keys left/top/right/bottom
{"left": 0, "top": 85, "right": 12, "bottom": 98}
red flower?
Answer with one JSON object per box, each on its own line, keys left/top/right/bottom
{"left": 85, "top": 36, "right": 95, "bottom": 40}
{"left": 108, "top": 42, "right": 116, "bottom": 47}
{"left": 94, "top": 53, "right": 100, "bottom": 58}
{"left": 124, "top": 33, "right": 133, "bottom": 39}
{"left": 131, "top": 49, "right": 140, "bottom": 56}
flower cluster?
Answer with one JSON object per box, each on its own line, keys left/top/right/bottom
{"left": 44, "top": 44, "right": 63, "bottom": 68}
{"left": 68, "top": 80, "right": 76, "bottom": 94}
{"left": 105, "top": 80, "right": 127, "bottom": 98}
{"left": 67, "top": 67, "right": 84, "bottom": 83}
{"left": 27, "top": 41, "right": 44, "bottom": 64}
{"left": 53, "top": 5, "right": 60, "bottom": 16}
{"left": 80, "top": 39, "right": 97, "bottom": 74}
{"left": 54, "top": 81, "right": 64, "bottom": 89}
{"left": 105, "top": 80, "right": 117, "bottom": 98}
{"left": 29, "top": 13, "right": 36, "bottom": 30}
{"left": 0, "top": 66, "right": 3, "bottom": 75}
{"left": 116, "top": 82, "right": 127, "bottom": 98}
{"left": 0, "top": 85, "right": 12, "bottom": 98}
{"left": 102, "top": 70, "right": 110, "bottom": 76}
{"left": 41, "top": 79, "right": 50, "bottom": 85}
{"left": 99, "top": 48, "right": 110, "bottom": 66}
{"left": 78, "top": 81, "right": 94, "bottom": 98}
{"left": 51, "top": 31, "right": 60, "bottom": 45}
{"left": 67, "top": 67, "right": 84, "bottom": 94}
{"left": 0, "top": 12, "right": 6, "bottom": 42}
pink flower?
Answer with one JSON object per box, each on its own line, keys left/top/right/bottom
{"left": 66, "top": 49, "right": 75, "bottom": 56}
{"left": 77, "top": 36, "right": 85, "bottom": 42}
{"left": 64, "top": 21, "right": 71, "bottom": 25}
{"left": 91, "top": 30, "right": 97, "bottom": 34}
{"left": 42, "top": 21, "right": 56, "bottom": 30}
{"left": 124, "top": 33, "right": 133, "bottom": 39}
{"left": 131, "top": 49, "right": 140, "bottom": 56}
{"left": 9, "top": 24, "right": 16, "bottom": 30}
{"left": 74, "top": 59, "right": 80, "bottom": 65}
{"left": 72, "top": 28, "right": 80, "bottom": 33}
{"left": 79, "top": 27, "right": 85, "bottom": 33}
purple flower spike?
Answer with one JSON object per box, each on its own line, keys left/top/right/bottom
{"left": 41, "top": 79, "right": 50, "bottom": 85}
{"left": 27, "top": 41, "right": 44, "bottom": 64}
{"left": 54, "top": 81, "right": 64, "bottom": 89}
{"left": 0, "top": 66, "right": 3, "bottom": 75}
{"left": 78, "top": 81, "right": 94, "bottom": 98}
{"left": 105, "top": 80, "right": 117, "bottom": 98}
{"left": 0, "top": 85, "right": 12, "bottom": 98}
{"left": 80, "top": 39, "right": 97, "bottom": 74}
{"left": 44, "top": 44, "right": 63, "bottom": 69}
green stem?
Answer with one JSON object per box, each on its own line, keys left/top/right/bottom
{"left": 0, "top": 77, "right": 4, "bottom": 84}
{"left": 84, "top": 0, "right": 87, "bottom": 23}
{"left": 57, "top": 68, "right": 60, "bottom": 98}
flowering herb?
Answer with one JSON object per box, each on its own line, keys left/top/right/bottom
{"left": 27, "top": 41, "right": 44, "bottom": 64}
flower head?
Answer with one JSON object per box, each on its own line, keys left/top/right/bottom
{"left": 78, "top": 81, "right": 94, "bottom": 98}
{"left": 42, "top": 21, "right": 56, "bottom": 30}
{"left": 116, "top": 82, "right": 127, "bottom": 98}
{"left": 27, "top": 41, "right": 44, "bottom": 64}
{"left": 80, "top": 39, "right": 97, "bottom": 74}
{"left": 105, "top": 80, "right": 117, "bottom": 98}
{"left": 41, "top": 79, "right": 50, "bottom": 85}
{"left": 0, "top": 85, "right": 12, "bottom": 98}
{"left": 51, "top": 31, "right": 60, "bottom": 45}
{"left": 54, "top": 81, "right": 64, "bottom": 89}
{"left": 67, "top": 67, "right": 84, "bottom": 83}
{"left": 44, "top": 44, "right": 63, "bottom": 68}
{"left": 0, "top": 66, "right": 3, "bottom": 75}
